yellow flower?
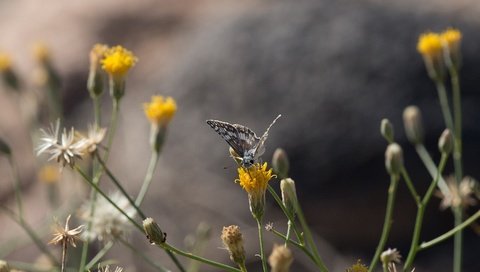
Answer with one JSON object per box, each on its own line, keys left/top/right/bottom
{"left": 32, "top": 42, "right": 50, "bottom": 63}
{"left": 143, "top": 96, "right": 177, "bottom": 126}
{"left": 417, "top": 32, "right": 442, "bottom": 57}
{"left": 441, "top": 28, "right": 462, "bottom": 49}
{"left": 101, "top": 45, "right": 137, "bottom": 78}
{"left": 38, "top": 165, "right": 60, "bottom": 184}
{"left": 237, "top": 163, "right": 274, "bottom": 218}
{"left": 346, "top": 260, "right": 368, "bottom": 272}
{"left": 0, "top": 53, "right": 12, "bottom": 72}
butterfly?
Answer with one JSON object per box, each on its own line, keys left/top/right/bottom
{"left": 206, "top": 114, "right": 281, "bottom": 168}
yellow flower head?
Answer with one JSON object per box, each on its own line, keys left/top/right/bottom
{"left": 143, "top": 96, "right": 177, "bottom": 126}
{"left": 38, "top": 165, "right": 60, "bottom": 184}
{"left": 441, "top": 28, "right": 462, "bottom": 49}
{"left": 101, "top": 46, "right": 138, "bottom": 78}
{"left": 90, "top": 44, "right": 108, "bottom": 69}
{"left": 346, "top": 260, "right": 368, "bottom": 272}
{"left": 237, "top": 163, "right": 274, "bottom": 197}
{"left": 417, "top": 32, "right": 442, "bottom": 57}
{"left": 32, "top": 42, "right": 50, "bottom": 63}
{"left": 0, "top": 53, "right": 12, "bottom": 72}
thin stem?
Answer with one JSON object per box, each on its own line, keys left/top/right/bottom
{"left": 415, "top": 144, "right": 450, "bottom": 197}
{"left": 368, "top": 175, "right": 399, "bottom": 272}
{"left": 85, "top": 241, "right": 114, "bottom": 271}
{"left": 294, "top": 196, "right": 328, "bottom": 272}
{"left": 419, "top": 209, "right": 480, "bottom": 250}
{"left": 404, "top": 154, "right": 448, "bottom": 271}
{"left": 95, "top": 153, "right": 147, "bottom": 220}
{"left": 61, "top": 240, "right": 67, "bottom": 272}
{"left": 453, "top": 208, "right": 463, "bottom": 272}
{"left": 136, "top": 151, "right": 160, "bottom": 206}
{"left": 285, "top": 220, "right": 293, "bottom": 247}
{"left": 400, "top": 167, "right": 421, "bottom": 205}
{"left": 269, "top": 228, "right": 321, "bottom": 268}
{"left": 0, "top": 205, "right": 59, "bottom": 266}
{"left": 119, "top": 238, "right": 168, "bottom": 272}
{"left": 255, "top": 217, "right": 268, "bottom": 272}
{"left": 160, "top": 243, "right": 240, "bottom": 272}
{"left": 7, "top": 156, "right": 23, "bottom": 218}
{"left": 434, "top": 80, "right": 455, "bottom": 134}
{"left": 74, "top": 166, "right": 143, "bottom": 232}
{"left": 267, "top": 185, "right": 302, "bottom": 243}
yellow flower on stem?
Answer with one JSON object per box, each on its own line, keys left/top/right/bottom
{"left": 440, "top": 28, "right": 462, "bottom": 69}
{"left": 417, "top": 32, "right": 445, "bottom": 81}
{"left": 101, "top": 45, "right": 138, "bottom": 100}
{"left": 0, "top": 53, "right": 12, "bottom": 72}
{"left": 143, "top": 96, "right": 177, "bottom": 152}
{"left": 236, "top": 163, "right": 274, "bottom": 219}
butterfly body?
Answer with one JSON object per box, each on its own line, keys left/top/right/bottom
{"left": 206, "top": 115, "right": 281, "bottom": 168}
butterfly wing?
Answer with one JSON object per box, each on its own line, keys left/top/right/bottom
{"left": 232, "top": 124, "right": 260, "bottom": 155}
{"left": 253, "top": 114, "right": 281, "bottom": 159}
{"left": 206, "top": 120, "right": 247, "bottom": 156}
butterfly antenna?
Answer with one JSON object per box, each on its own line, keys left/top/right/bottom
{"left": 262, "top": 114, "right": 282, "bottom": 138}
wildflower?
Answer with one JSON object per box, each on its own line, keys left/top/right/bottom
{"left": 272, "top": 148, "right": 289, "bottom": 179}
{"left": 143, "top": 217, "right": 166, "bottom": 245}
{"left": 403, "top": 106, "right": 424, "bottom": 144}
{"left": 38, "top": 164, "right": 60, "bottom": 184}
{"left": 36, "top": 121, "right": 87, "bottom": 167}
{"left": 268, "top": 244, "right": 293, "bottom": 272}
{"left": 438, "top": 176, "right": 478, "bottom": 210}
{"left": 381, "top": 248, "right": 402, "bottom": 265}
{"left": 236, "top": 162, "right": 275, "bottom": 219}
{"left": 79, "top": 125, "right": 107, "bottom": 154}
{"left": 0, "top": 52, "right": 20, "bottom": 91}
{"left": 440, "top": 28, "right": 462, "bottom": 69}
{"left": 221, "top": 225, "right": 246, "bottom": 268}
{"left": 0, "top": 260, "right": 10, "bottom": 272}
{"left": 417, "top": 32, "right": 445, "bottom": 81}
{"left": 102, "top": 46, "right": 137, "bottom": 100}
{"left": 385, "top": 143, "right": 403, "bottom": 177}
{"left": 98, "top": 265, "right": 123, "bottom": 272}
{"left": 88, "top": 44, "right": 108, "bottom": 97}
{"left": 79, "top": 192, "right": 137, "bottom": 242}
{"left": 346, "top": 260, "right": 368, "bottom": 272}
{"left": 143, "top": 95, "right": 177, "bottom": 152}
{"left": 280, "top": 178, "right": 297, "bottom": 218}
{"left": 49, "top": 215, "right": 84, "bottom": 247}
{"left": 380, "top": 118, "right": 394, "bottom": 143}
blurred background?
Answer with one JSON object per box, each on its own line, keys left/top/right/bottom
{"left": 0, "top": 0, "right": 479, "bottom": 271}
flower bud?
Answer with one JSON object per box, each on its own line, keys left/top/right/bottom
{"left": 272, "top": 148, "right": 290, "bottom": 179}
{"left": 268, "top": 244, "right": 293, "bottom": 272}
{"left": 280, "top": 178, "right": 297, "bottom": 218}
{"left": 221, "top": 225, "right": 246, "bottom": 267}
{"left": 380, "top": 248, "right": 402, "bottom": 265}
{"left": 380, "top": 118, "right": 394, "bottom": 143}
{"left": 403, "top": 106, "right": 424, "bottom": 144}
{"left": 385, "top": 143, "right": 403, "bottom": 176}
{"left": 143, "top": 218, "right": 166, "bottom": 245}
{"left": 0, "top": 260, "right": 9, "bottom": 272}
{"left": 0, "top": 138, "right": 11, "bottom": 156}
{"left": 87, "top": 44, "right": 108, "bottom": 98}
{"left": 438, "top": 129, "right": 453, "bottom": 155}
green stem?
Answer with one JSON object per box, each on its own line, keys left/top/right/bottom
{"left": 294, "top": 196, "right": 328, "bottom": 272}
{"left": 269, "top": 228, "right": 321, "bottom": 268}
{"left": 135, "top": 151, "right": 160, "bottom": 206}
{"left": 400, "top": 167, "right": 421, "bottom": 205}
{"left": 415, "top": 144, "right": 450, "bottom": 197}
{"left": 419, "top": 209, "right": 480, "bottom": 250}
{"left": 119, "top": 238, "right": 168, "bottom": 272}
{"left": 404, "top": 154, "right": 448, "bottom": 271}
{"left": 285, "top": 220, "right": 293, "bottom": 247}
{"left": 434, "top": 80, "right": 455, "bottom": 134}
{"left": 267, "top": 185, "right": 302, "bottom": 243}
{"left": 85, "top": 241, "right": 114, "bottom": 271}
{"left": 74, "top": 166, "right": 143, "bottom": 232}
{"left": 160, "top": 243, "right": 240, "bottom": 272}
{"left": 255, "top": 217, "right": 268, "bottom": 272}
{"left": 95, "top": 153, "right": 147, "bottom": 220}
{"left": 368, "top": 175, "right": 399, "bottom": 272}
{"left": 453, "top": 208, "right": 463, "bottom": 272}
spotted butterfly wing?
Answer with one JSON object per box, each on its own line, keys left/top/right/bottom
{"left": 206, "top": 120, "right": 259, "bottom": 157}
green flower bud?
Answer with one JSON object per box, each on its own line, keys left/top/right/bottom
{"left": 272, "top": 148, "right": 289, "bottom": 179}
{"left": 380, "top": 118, "right": 394, "bottom": 143}
{"left": 438, "top": 129, "right": 453, "bottom": 155}
{"left": 143, "top": 217, "right": 166, "bottom": 245}
{"left": 280, "top": 178, "right": 297, "bottom": 218}
{"left": 403, "top": 106, "right": 424, "bottom": 144}
{"left": 385, "top": 143, "right": 404, "bottom": 176}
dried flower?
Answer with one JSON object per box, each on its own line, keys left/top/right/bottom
{"left": 221, "top": 225, "right": 246, "bottom": 268}
{"left": 268, "top": 244, "right": 293, "bottom": 272}
{"left": 438, "top": 176, "right": 478, "bottom": 209}
{"left": 49, "top": 215, "right": 84, "bottom": 247}
{"left": 381, "top": 248, "right": 402, "bottom": 265}
{"left": 36, "top": 121, "right": 87, "bottom": 167}
{"left": 97, "top": 265, "right": 123, "bottom": 272}
{"left": 236, "top": 162, "right": 275, "bottom": 219}
{"left": 79, "top": 125, "right": 107, "bottom": 154}
{"left": 79, "top": 192, "right": 137, "bottom": 242}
